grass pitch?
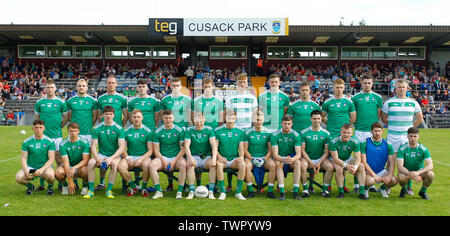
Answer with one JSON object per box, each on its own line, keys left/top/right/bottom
{"left": 0, "top": 126, "right": 449, "bottom": 216}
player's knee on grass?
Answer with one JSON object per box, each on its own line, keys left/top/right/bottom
{"left": 15, "top": 170, "right": 28, "bottom": 185}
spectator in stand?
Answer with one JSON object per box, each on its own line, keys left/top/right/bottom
{"left": 420, "top": 95, "right": 429, "bottom": 108}
{"left": 6, "top": 110, "right": 15, "bottom": 125}
{"left": 14, "top": 108, "right": 24, "bottom": 125}
{"left": 436, "top": 102, "right": 447, "bottom": 114}
{"left": 184, "top": 66, "right": 194, "bottom": 85}
{"left": 0, "top": 97, "right": 5, "bottom": 118}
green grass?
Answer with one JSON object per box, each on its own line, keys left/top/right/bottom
{"left": 0, "top": 126, "right": 449, "bottom": 216}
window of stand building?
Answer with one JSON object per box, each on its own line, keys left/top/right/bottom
{"left": 75, "top": 46, "right": 102, "bottom": 58}
{"left": 341, "top": 46, "right": 369, "bottom": 60}
{"left": 47, "top": 46, "right": 74, "bottom": 58}
{"left": 129, "top": 46, "right": 152, "bottom": 59}
{"left": 105, "top": 46, "right": 128, "bottom": 59}
{"left": 291, "top": 46, "right": 314, "bottom": 59}
{"left": 153, "top": 46, "right": 176, "bottom": 59}
{"left": 369, "top": 46, "right": 397, "bottom": 60}
{"left": 210, "top": 46, "right": 247, "bottom": 59}
{"left": 18, "top": 45, "right": 46, "bottom": 58}
{"left": 267, "top": 46, "right": 290, "bottom": 59}
{"left": 398, "top": 47, "right": 426, "bottom": 60}
{"left": 315, "top": 46, "right": 338, "bottom": 59}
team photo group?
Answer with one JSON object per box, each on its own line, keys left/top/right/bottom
{"left": 15, "top": 72, "right": 435, "bottom": 202}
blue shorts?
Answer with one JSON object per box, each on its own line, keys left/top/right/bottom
{"left": 282, "top": 153, "right": 296, "bottom": 178}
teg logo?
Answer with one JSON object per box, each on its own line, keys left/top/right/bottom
{"left": 153, "top": 19, "right": 178, "bottom": 35}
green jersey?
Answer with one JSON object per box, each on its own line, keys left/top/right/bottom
{"left": 215, "top": 125, "right": 245, "bottom": 161}
{"left": 192, "top": 95, "right": 224, "bottom": 129}
{"left": 128, "top": 96, "right": 160, "bottom": 129}
{"left": 397, "top": 142, "right": 431, "bottom": 171}
{"left": 301, "top": 127, "right": 331, "bottom": 160}
{"left": 125, "top": 125, "right": 153, "bottom": 157}
{"left": 153, "top": 124, "right": 185, "bottom": 158}
{"left": 92, "top": 122, "right": 125, "bottom": 157}
{"left": 286, "top": 99, "right": 321, "bottom": 132}
{"left": 97, "top": 92, "right": 128, "bottom": 127}
{"left": 185, "top": 126, "right": 215, "bottom": 156}
{"left": 329, "top": 136, "right": 360, "bottom": 161}
{"left": 21, "top": 135, "right": 55, "bottom": 169}
{"left": 67, "top": 95, "right": 98, "bottom": 135}
{"left": 34, "top": 97, "right": 68, "bottom": 138}
{"left": 270, "top": 129, "right": 302, "bottom": 157}
{"left": 59, "top": 136, "right": 90, "bottom": 167}
{"left": 258, "top": 91, "right": 290, "bottom": 130}
{"left": 322, "top": 97, "right": 356, "bottom": 137}
{"left": 351, "top": 91, "right": 383, "bottom": 132}
{"left": 160, "top": 94, "right": 192, "bottom": 128}
{"left": 244, "top": 127, "right": 271, "bottom": 157}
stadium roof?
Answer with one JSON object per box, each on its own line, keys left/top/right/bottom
{"left": 1, "top": 24, "right": 449, "bottom": 48}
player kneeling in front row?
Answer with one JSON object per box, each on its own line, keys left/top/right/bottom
{"left": 360, "top": 123, "right": 398, "bottom": 198}
{"left": 330, "top": 124, "right": 367, "bottom": 200}
{"left": 397, "top": 127, "right": 434, "bottom": 200}
{"left": 300, "top": 110, "right": 333, "bottom": 198}
{"left": 150, "top": 109, "right": 187, "bottom": 199}
{"left": 185, "top": 112, "right": 218, "bottom": 199}
{"left": 243, "top": 111, "right": 275, "bottom": 199}
{"left": 215, "top": 109, "right": 247, "bottom": 200}
{"left": 118, "top": 109, "right": 153, "bottom": 197}
{"left": 16, "top": 119, "right": 56, "bottom": 196}
{"left": 55, "top": 122, "right": 90, "bottom": 195}
{"left": 84, "top": 106, "right": 126, "bottom": 199}
{"left": 271, "top": 115, "right": 303, "bottom": 201}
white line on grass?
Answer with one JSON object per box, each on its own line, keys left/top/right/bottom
{"left": 434, "top": 160, "right": 450, "bottom": 167}
{"left": 0, "top": 155, "right": 20, "bottom": 163}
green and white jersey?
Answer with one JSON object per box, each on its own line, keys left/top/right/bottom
{"left": 322, "top": 97, "right": 356, "bottom": 137}
{"left": 397, "top": 142, "right": 431, "bottom": 171}
{"left": 92, "top": 122, "right": 125, "bottom": 157}
{"left": 351, "top": 91, "right": 383, "bottom": 132}
{"left": 128, "top": 96, "right": 160, "bottom": 129}
{"left": 59, "top": 136, "right": 90, "bottom": 167}
{"left": 244, "top": 127, "right": 272, "bottom": 157}
{"left": 153, "top": 124, "right": 185, "bottom": 158}
{"left": 125, "top": 125, "right": 153, "bottom": 157}
{"left": 286, "top": 99, "right": 321, "bottom": 133}
{"left": 215, "top": 125, "right": 245, "bottom": 161}
{"left": 34, "top": 97, "right": 68, "bottom": 138}
{"left": 97, "top": 92, "right": 128, "bottom": 127}
{"left": 192, "top": 95, "right": 224, "bottom": 129}
{"left": 225, "top": 90, "right": 258, "bottom": 130}
{"left": 270, "top": 129, "right": 302, "bottom": 157}
{"left": 329, "top": 136, "right": 360, "bottom": 161}
{"left": 160, "top": 94, "right": 192, "bottom": 128}
{"left": 21, "top": 135, "right": 55, "bottom": 169}
{"left": 301, "top": 127, "right": 331, "bottom": 160}
{"left": 258, "top": 91, "right": 290, "bottom": 130}
{"left": 382, "top": 96, "right": 421, "bottom": 136}
{"left": 67, "top": 95, "right": 98, "bottom": 135}
{"left": 185, "top": 125, "right": 215, "bottom": 156}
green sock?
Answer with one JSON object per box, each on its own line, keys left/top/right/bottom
{"left": 247, "top": 183, "right": 254, "bottom": 192}
{"left": 88, "top": 182, "right": 95, "bottom": 191}
{"left": 343, "top": 179, "right": 346, "bottom": 188}
{"left": 268, "top": 184, "right": 274, "bottom": 193}
{"left": 106, "top": 182, "right": 114, "bottom": 192}
{"left": 339, "top": 187, "right": 344, "bottom": 194}
{"left": 218, "top": 180, "right": 226, "bottom": 193}
{"left": 177, "top": 184, "right": 184, "bottom": 193}
{"left": 322, "top": 184, "right": 329, "bottom": 192}
{"left": 39, "top": 177, "right": 45, "bottom": 187}
{"left": 196, "top": 179, "right": 202, "bottom": 186}
{"left": 420, "top": 186, "right": 428, "bottom": 193}
{"left": 100, "top": 178, "right": 105, "bottom": 185}
{"left": 208, "top": 183, "right": 215, "bottom": 192}
{"left": 293, "top": 185, "right": 300, "bottom": 193}
{"left": 141, "top": 182, "right": 148, "bottom": 190}
{"left": 82, "top": 182, "right": 88, "bottom": 188}
{"left": 359, "top": 185, "right": 365, "bottom": 195}
{"left": 380, "top": 184, "right": 387, "bottom": 190}
{"left": 63, "top": 181, "right": 68, "bottom": 187}
{"left": 155, "top": 184, "right": 161, "bottom": 192}
{"left": 279, "top": 185, "right": 285, "bottom": 194}
{"left": 407, "top": 180, "right": 412, "bottom": 188}
{"left": 48, "top": 184, "right": 54, "bottom": 190}
{"left": 189, "top": 185, "right": 195, "bottom": 192}
{"left": 354, "top": 177, "right": 359, "bottom": 185}
{"left": 302, "top": 183, "right": 308, "bottom": 191}
{"left": 236, "top": 180, "right": 244, "bottom": 194}
{"left": 26, "top": 183, "right": 34, "bottom": 189}
{"left": 128, "top": 180, "right": 136, "bottom": 189}
{"left": 402, "top": 185, "right": 407, "bottom": 191}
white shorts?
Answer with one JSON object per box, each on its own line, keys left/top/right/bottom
{"left": 50, "top": 137, "right": 63, "bottom": 151}
{"left": 376, "top": 169, "right": 388, "bottom": 177}
{"left": 80, "top": 135, "right": 92, "bottom": 146}
{"left": 192, "top": 155, "right": 211, "bottom": 169}
{"left": 226, "top": 158, "right": 238, "bottom": 168}
{"left": 162, "top": 156, "right": 176, "bottom": 164}
{"left": 98, "top": 153, "right": 110, "bottom": 159}
{"left": 311, "top": 159, "right": 321, "bottom": 166}
{"left": 387, "top": 134, "right": 408, "bottom": 153}
{"left": 354, "top": 130, "right": 372, "bottom": 143}
{"left": 126, "top": 155, "right": 141, "bottom": 161}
